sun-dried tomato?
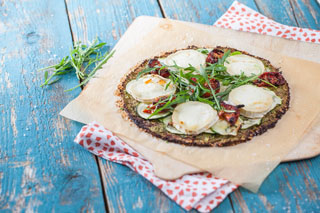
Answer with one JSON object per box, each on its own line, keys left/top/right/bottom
{"left": 202, "top": 78, "right": 220, "bottom": 97}
{"left": 148, "top": 59, "right": 170, "bottom": 78}
{"left": 190, "top": 76, "right": 202, "bottom": 85}
{"left": 141, "top": 97, "right": 174, "bottom": 114}
{"left": 218, "top": 102, "right": 243, "bottom": 126}
{"left": 143, "top": 108, "right": 153, "bottom": 114}
{"left": 143, "top": 103, "right": 169, "bottom": 114}
{"left": 206, "top": 48, "right": 225, "bottom": 64}
{"left": 253, "top": 72, "right": 285, "bottom": 87}
{"left": 148, "top": 59, "right": 161, "bottom": 68}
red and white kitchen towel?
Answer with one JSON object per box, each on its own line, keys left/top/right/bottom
{"left": 75, "top": 122, "right": 238, "bottom": 212}
{"left": 75, "top": 1, "right": 320, "bottom": 212}
{"left": 214, "top": 1, "right": 320, "bottom": 43}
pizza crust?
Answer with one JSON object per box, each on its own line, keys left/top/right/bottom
{"left": 117, "top": 46, "right": 290, "bottom": 147}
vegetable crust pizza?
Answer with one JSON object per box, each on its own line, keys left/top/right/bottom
{"left": 117, "top": 46, "right": 290, "bottom": 147}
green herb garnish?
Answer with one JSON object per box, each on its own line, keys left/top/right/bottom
{"left": 38, "top": 38, "right": 115, "bottom": 91}
{"left": 142, "top": 50, "right": 270, "bottom": 118}
{"left": 230, "top": 51, "right": 242, "bottom": 56}
{"left": 197, "top": 48, "right": 210, "bottom": 55}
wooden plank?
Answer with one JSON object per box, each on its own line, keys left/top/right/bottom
{"left": 64, "top": 0, "right": 320, "bottom": 212}
{"left": 159, "top": 0, "right": 320, "bottom": 212}
{"left": 290, "top": 0, "right": 320, "bottom": 29}
{"left": 254, "top": 0, "right": 298, "bottom": 26}
{"left": 65, "top": 0, "right": 163, "bottom": 44}
{"left": 230, "top": 0, "right": 320, "bottom": 212}
{"left": 0, "top": 0, "right": 106, "bottom": 211}
{"left": 64, "top": 0, "right": 198, "bottom": 212}
{"left": 231, "top": 160, "right": 320, "bottom": 212}
{"left": 158, "top": 0, "right": 258, "bottom": 24}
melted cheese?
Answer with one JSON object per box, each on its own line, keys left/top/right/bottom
{"left": 224, "top": 54, "right": 265, "bottom": 76}
{"left": 172, "top": 101, "right": 218, "bottom": 135}
{"left": 228, "top": 85, "right": 281, "bottom": 118}
{"left": 126, "top": 74, "right": 176, "bottom": 102}
{"left": 162, "top": 49, "right": 207, "bottom": 71}
{"left": 163, "top": 116, "right": 184, "bottom": 134}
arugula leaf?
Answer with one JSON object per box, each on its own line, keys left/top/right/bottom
{"left": 38, "top": 38, "right": 115, "bottom": 91}
{"left": 199, "top": 65, "right": 221, "bottom": 110}
{"left": 148, "top": 93, "right": 190, "bottom": 118}
{"left": 197, "top": 48, "right": 210, "bottom": 55}
{"left": 136, "top": 67, "right": 156, "bottom": 79}
{"left": 230, "top": 51, "right": 242, "bottom": 56}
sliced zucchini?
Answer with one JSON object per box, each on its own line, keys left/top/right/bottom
{"left": 240, "top": 118, "right": 262, "bottom": 129}
{"left": 137, "top": 103, "right": 170, "bottom": 119}
{"left": 210, "top": 119, "right": 242, "bottom": 136}
{"left": 204, "top": 128, "right": 216, "bottom": 134}
{"left": 163, "top": 116, "right": 185, "bottom": 134}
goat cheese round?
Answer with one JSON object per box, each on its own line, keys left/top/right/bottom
{"left": 162, "top": 49, "right": 206, "bottom": 70}
{"left": 224, "top": 54, "right": 265, "bottom": 76}
{"left": 228, "top": 85, "right": 281, "bottom": 118}
{"left": 172, "top": 101, "right": 218, "bottom": 135}
{"left": 126, "top": 74, "right": 176, "bottom": 103}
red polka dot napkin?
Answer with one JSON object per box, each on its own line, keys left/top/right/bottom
{"left": 75, "top": 122, "right": 238, "bottom": 212}
{"left": 214, "top": 1, "right": 320, "bottom": 44}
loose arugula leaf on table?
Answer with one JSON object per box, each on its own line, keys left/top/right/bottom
{"left": 38, "top": 38, "right": 115, "bottom": 92}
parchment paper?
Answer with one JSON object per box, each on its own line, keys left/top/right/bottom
{"left": 61, "top": 17, "right": 320, "bottom": 192}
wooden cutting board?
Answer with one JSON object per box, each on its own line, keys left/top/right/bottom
{"left": 110, "top": 16, "right": 320, "bottom": 177}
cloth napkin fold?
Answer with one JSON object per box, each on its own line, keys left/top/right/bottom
{"left": 214, "top": 1, "right": 320, "bottom": 44}
{"left": 75, "top": 122, "right": 237, "bottom": 212}
{"left": 74, "top": 1, "right": 320, "bottom": 212}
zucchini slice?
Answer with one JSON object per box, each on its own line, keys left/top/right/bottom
{"left": 210, "top": 119, "right": 242, "bottom": 136}
{"left": 240, "top": 118, "right": 261, "bottom": 129}
{"left": 136, "top": 103, "right": 170, "bottom": 119}
{"left": 163, "top": 116, "right": 185, "bottom": 134}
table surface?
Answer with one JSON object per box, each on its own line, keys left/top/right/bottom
{"left": 1, "top": 0, "right": 320, "bottom": 212}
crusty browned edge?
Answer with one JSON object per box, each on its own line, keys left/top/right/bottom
{"left": 116, "top": 46, "right": 290, "bottom": 147}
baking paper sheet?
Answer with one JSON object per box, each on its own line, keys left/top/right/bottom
{"left": 61, "top": 18, "right": 320, "bottom": 192}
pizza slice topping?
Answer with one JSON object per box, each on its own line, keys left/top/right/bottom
{"left": 224, "top": 54, "right": 265, "bottom": 76}
{"left": 202, "top": 78, "right": 220, "bottom": 97}
{"left": 206, "top": 48, "right": 224, "bottom": 64}
{"left": 228, "top": 85, "right": 281, "bottom": 118}
{"left": 172, "top": 101, "right": 219, "bottom": 135}
{"left": 218, "top": 102, "right": 243, "bottom": 126}
{"left": 126, "top": 74, "right": 176, "bottom": 102}
{"left": 161, "top": 49, "right": 207, "bottom": 71}
{"left": 124, "top": 47, "right": 287, "bottom": 139}
{"left": 148, "top": 59, "right": 170, "bottom": 78}
{"left": 253, "top": 72, "right": 285, "bottom": 87}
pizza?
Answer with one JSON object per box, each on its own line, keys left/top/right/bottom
{"left": 117, "top": 46, "right": 290, "bottom": 147}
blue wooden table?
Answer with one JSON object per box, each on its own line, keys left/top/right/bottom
{"left": 1, "top": 0, "right": 320, "bottom": 212}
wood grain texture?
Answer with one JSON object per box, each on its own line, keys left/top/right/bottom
{"left": 64, "top": 0, "right": 206, "bottom": 212}
{"left": 159, "top": 0, "right": 258, "bottom": 24}
{"left": 0, "top": 0, "right": 105, "bottom": 211}
{"left": 232, "top": 0, "right": 320, "bottom": 212}
{"left": 159, "top": 0, "right": 320, "bottom": 212}
{"left": 3, "top": 0, "right": 319, "bottom": 212}
{"left": 65, "top": 0, "right": 163, "bottom": 45}
{"left": 290, "top": 0, "right": 320, "bottom": 29}
{"left": 254, "top": 0, "right": 298, "bottom": 26}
